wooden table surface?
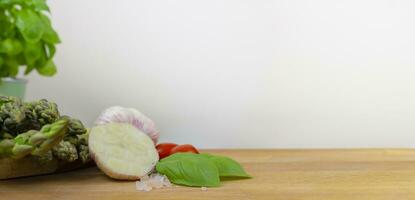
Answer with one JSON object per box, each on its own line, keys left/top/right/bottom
{"left": 1, "top": 149, "right": 415, "bottom": 200}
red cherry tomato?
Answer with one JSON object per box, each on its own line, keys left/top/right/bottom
{"left": 170, "top": 144, "right": 199, "bottom": 155}
{"left": 156, "top": 143, "right": 178, "bottom": 159}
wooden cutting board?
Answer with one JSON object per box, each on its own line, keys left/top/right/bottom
{"left": 1, "top": 149, "right": 415, "bottom": 200}
{"left": 0, "top": 156, "right": 93, "bottom": 179}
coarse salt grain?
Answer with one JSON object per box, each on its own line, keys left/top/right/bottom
{"left": 136, "top": 181, "right": 152, "bottom": 191}
{"left": 136, "top": 173, "right": 172, "bottom": 192}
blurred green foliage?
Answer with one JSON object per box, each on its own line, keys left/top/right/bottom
{"left": 0, "top": 0, "right": 60, "bottom": 80}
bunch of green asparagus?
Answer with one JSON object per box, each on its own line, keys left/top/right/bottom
{"left": 0, "top": 96, "right": 90, "bottom": 163}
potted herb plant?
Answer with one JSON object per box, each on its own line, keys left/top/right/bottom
{"left": 0, "top": 0, "right": 60, "bottom": 98}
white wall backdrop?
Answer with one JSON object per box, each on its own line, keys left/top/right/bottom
{"left": 26, "top": 0, "right": 415, "bottom": 148}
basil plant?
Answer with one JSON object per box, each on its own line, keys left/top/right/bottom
{"left": 0, "top": 0, "right": 60, "bottom": 80}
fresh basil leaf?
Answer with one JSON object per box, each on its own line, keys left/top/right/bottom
{"left": 156, "top": 153, "right": 220, "bottom": 187}
{"left": 0, "top": 65, "right": 8, "bottom": 77}
{"left": 33, "top": 45, "right": 46, "bottom": 66}
{"left": 0, "top": 14, "right": 15, "bottom": 38}
{"left": 16, "top": 54, "right": 26, "bottom": 65}
{"left": 23, "top": 41, "right": 42, "bottom": 64}
{"left": 25, "top": 0, "right": 50, "bottom": 11}
{"left": 44, "top": 43, "right": 55, "bottom": 59}
{"left": 39, "top": 13, "right": 60, "bottom": 44}
{"left": 0, "top": 0, "right": 23, "bottom": 7}
{"left": 4, "top": 56, "right": 19, "bottom": 77}
{"left": 15, "top": 9, "right": 44, "bottom": 43}
{"left": 200, "top": 154, "right": 251, "bottom": 178}
{"left": 36, "top": 59, "right": 56, "bottom": 76}
{"left": 0, "top": 39, "right": 23, "bottom": 56}
{"left": 24, "top": 63, "right": 35, "bottom": 75}
{"left": 42, "top": 26, "right": 60, "bottom": 44}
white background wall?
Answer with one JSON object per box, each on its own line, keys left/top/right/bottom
{"left": 26, "top": 0, "right": 415, "bottom": 148}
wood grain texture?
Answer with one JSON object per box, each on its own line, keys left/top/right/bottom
{"left": 0, "top": 156, "right": 58, "bottom": 179}
{"left": 0, "top": 157, "right": 94, "bottom": 179}
{"left": 1, "top": 149, "right": 415, "bottom": 200}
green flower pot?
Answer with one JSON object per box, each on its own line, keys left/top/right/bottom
{"left": 0, "top": 78, "right": 27, "bottom": 99}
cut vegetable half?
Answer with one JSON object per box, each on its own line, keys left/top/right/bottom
{"left": 95, "top": 106, "right": 159, "bottom": 144}
{"left": 89, "top": 123, "right": 159, "bottom": 180}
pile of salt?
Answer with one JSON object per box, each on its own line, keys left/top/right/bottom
{"left": 136, "top": 173, "right": 172, "bottom": 191}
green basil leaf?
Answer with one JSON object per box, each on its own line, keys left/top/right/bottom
{"left": 0, "top": 65, "right": 8, "bottom": 77}
{"left": 0, "top": 0, "right": 23, "bottom": 7}
{"left": 0, "top": 14, "right": 15, "bottom": 38}
{"left": 156, "top": 153, "right": 220, "bottom": 187}
{"left": 16, "top": 54, "right": 26, "bottom": 65}
{"left": 42, "top": 26, "right": 60, "bottom": 44}
{"left": 25, "top": 0, "right": 50, "bottom": 11}
{"left": 44, "top": 43, "right": 55, "bottom": 59}
{"left": 36, "top": 59, "right": 56, "bottom": 76}
{"left": 0, "top": 39, "right": 23, "bottom": 56}
{"left": 39, "top": 13, "right": 60, "bottom": 44}
{"left": 23, "top": 41, "right": 42, "bottom": 64}
{"left": 200, "top": 154, "right": 251, "bottom": 178}
{"left": 15, "top": 9, "right": 44, "bottom": 43}
{"left": 4, "top": 56, "right": 19, "bottom": 77}
{"left": 24, "top": 64, "right": 34, "bottom": 75}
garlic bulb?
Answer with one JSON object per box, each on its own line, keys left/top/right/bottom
{"left": 95, "top": 106, "right": 159, "bottom": 144}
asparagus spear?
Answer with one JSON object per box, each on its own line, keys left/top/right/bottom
{"left": 25, "top": 99, "right": 60, "bottom": 127}
{"left": 31, "top": 118, "right": 69, "bottom": 156}
{"left": 52, "top": 117, "right": 89, "bottom": 162}
{"left": 0, "top": 118, "right": 69, "bottom": 159}
{"left": 0, "top": 96, "right": 26, "bottom": 135}
{"left": 0, "top": 96, "right": 90, "bottom": 162}
{"left": 52, "top": 140, "right": 78, "bottom": 162}
{"left": 0, "top": 97, "right": 61, "bottom": 135}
